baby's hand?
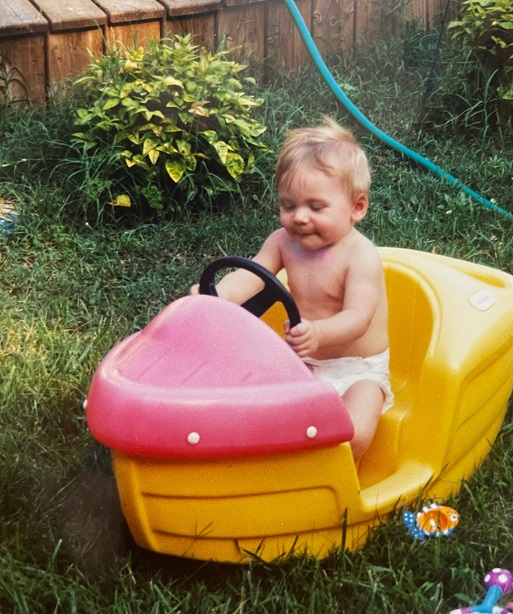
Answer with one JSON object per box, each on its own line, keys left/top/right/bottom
{"left": 190, "top": 284, "right": 200, "bottom": 295}
{"left": 285, "top": 319, "right": 319, "bottom": 358}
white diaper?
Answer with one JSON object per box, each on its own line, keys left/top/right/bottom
{"left": 303, "top": 349, "right": 394, "bottom": 413}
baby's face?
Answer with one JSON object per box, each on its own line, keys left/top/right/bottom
{"left": 278, "top": 166, "right": 359, "bottom": 251}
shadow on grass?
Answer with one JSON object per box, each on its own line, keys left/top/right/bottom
{"left": 49, "top": 445, "right": 246, "bottom": 587}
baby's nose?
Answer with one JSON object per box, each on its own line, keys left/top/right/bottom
{"left": 293, "top": 208, "right": 309, "bottom": 223}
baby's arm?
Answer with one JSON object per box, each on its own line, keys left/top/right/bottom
{"left": 191, "top": 230, "right": 284, "bottom": 304}
{"left": 190, "top": 268, "right": 264, "bottom": 303}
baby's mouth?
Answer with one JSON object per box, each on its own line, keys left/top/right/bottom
{"left": 295, "top": 227, "right": 315, "bottom": 236}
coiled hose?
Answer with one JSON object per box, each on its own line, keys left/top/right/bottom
{"left": 283, "top": 0, "right": 513, "bottom": 220}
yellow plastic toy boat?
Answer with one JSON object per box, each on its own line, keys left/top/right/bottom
{"left": 86, "top": 247, "right": 513, "bottom": 563}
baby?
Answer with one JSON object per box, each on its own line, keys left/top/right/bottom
{"left": 192, "top": 117, "right": 393, "bottom": 459}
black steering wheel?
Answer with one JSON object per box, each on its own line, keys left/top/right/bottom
{"left": 199, "top": 256, "right": 301, "bottom": 329}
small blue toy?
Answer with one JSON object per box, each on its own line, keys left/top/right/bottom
{"left": 447, "top": 569, "right": 513, "bottom": 614}
{"left": 0, "top": 200, "right": 17, "bottom": 234}
{"left": 403, "top": 502, "right": 459, "bottom": 540}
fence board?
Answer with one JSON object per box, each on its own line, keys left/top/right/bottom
{"left": 94, "top": 0, "right": 164, "bottom": 23}
{"left": 426, "top": 0, "right": 447, "bottom": 26}
{"left": 267, "top": 0, "right": 311, "bottom": 71}
{"left": 0, "top": 0, "right": 48, "bottom": 36}
{"left": 0, "top": 34, "right": 46, "bottom": 103}
{"left": 93, "top": 0, "right": 165, "bottom": 48}
{"left": 46, "top": 29, "right": 104, "bottom": 85}
{"left": 0, "top": 0, "right": 48, "bottom": 103}
{"left": 407, "top": 0, "right": 427, "bottom": 26}
{"left": 160, "top": 0, "right": 220, "bottom": 50}
{"left": 354, "top": 0, "right": 370, "bottom": 43}
{"left": 29, "top": 0, "right": 107, "bottom": 31}
{"left": 159, "top": 0, "right": 221, "bottom": 18}
{"left": 165, "top": 14, "right": 216, "bottom": 48}
{"left": 312, "top": 0, "right": 354, "bottom": 57}
{"left": 105, "top": 20, "right": 163, "bottom": 48}
{"left": 217, "top": 3, "right": 266, "bottom": 68}
{"left": 26, "top": 0, "right": 106, "bottom": 88}
{"left": 1, "top": 0, "right": 445, "bottom": 103}
{"left": 355, "top": 0, "right": 403, "bottom": 43}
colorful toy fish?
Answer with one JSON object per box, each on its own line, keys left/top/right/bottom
{"left": 0, "top": 200, "right": 17, "bottom": 234}
{"left": 403, "top": 502, "right": 459, "bottom": 540}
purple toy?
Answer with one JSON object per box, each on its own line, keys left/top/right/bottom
{"left": 447, "top": 569, "right": 513, "bottom": 614}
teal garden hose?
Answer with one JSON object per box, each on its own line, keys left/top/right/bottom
{"left": 283, "top": 0, "right": 513, "bottom": 220}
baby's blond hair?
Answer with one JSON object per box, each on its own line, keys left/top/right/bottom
{"left": 276, "top": 117, "right": 371, "bottom": 198}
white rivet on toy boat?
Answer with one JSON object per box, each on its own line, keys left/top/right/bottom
{"left": 306, "top": 426, "right": 317, "bottom": 438}
{"left": 469, "top": 289, "right": 497, "bottom": 311}
{"left": 187, "top": 432, "right": 200, "bottom": 445}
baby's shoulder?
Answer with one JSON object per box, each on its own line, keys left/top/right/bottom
{"left": 350, "top": 231, "right": 380, "bottom": 256}
{"left": 345, "top": 233, "right": 383, "bottom": 272}
{"left": 264, "top": 227, "right": 289, "bottom": 246}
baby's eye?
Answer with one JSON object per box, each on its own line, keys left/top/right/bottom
{"left": 280, "top": 202, "right": 295, "bottom": 211}
{"left": 310, "top": 203, "right": 325, "bottom": 211}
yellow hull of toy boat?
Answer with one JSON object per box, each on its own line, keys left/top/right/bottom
{"left": 110, "top": 248, "right": 513, "bottom": 562}
{"left": 113, "top": 443, "right": 377, "bottom": 562}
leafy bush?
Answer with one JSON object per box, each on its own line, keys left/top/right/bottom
{"left": 72, "top": 35, "right": 268, "bottom": 213}
{"left": 449, "top": 0, "right": 513, "bottom": 104}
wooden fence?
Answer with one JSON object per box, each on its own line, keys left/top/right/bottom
{"left": 0, "top": 0, "right": 446, "bottom": 104}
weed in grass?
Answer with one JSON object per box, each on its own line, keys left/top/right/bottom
{"left": 0, "top": 53, "right": 30, "bottom": 108}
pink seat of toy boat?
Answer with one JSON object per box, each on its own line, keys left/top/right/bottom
{"left": 86, "top": 295, "right": 354, "bottom": 458}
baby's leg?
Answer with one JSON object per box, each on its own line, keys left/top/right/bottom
{"left": 342, "top": 380, "right": 385, "bottom": 461}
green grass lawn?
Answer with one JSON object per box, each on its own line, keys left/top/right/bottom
{"left": 1, "top": 27, "right": 513, "bottom": 613}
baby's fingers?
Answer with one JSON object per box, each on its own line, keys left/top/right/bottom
{"left": 289, "top": 321, "right": 308, "bottom": 336}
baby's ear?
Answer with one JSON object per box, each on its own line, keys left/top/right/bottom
{"left": 351, "top": 192, "right": 368, "bottom": 222}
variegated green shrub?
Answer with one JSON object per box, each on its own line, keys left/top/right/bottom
{"left": 449, "top": 0, "right": 513, "bottom": 103}
{"left": 73, "top": 35, "right": 268, "bottom": 212}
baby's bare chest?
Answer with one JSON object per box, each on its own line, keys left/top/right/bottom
{"left": 285, "top": 259, "right": 346, "bottom": 310}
